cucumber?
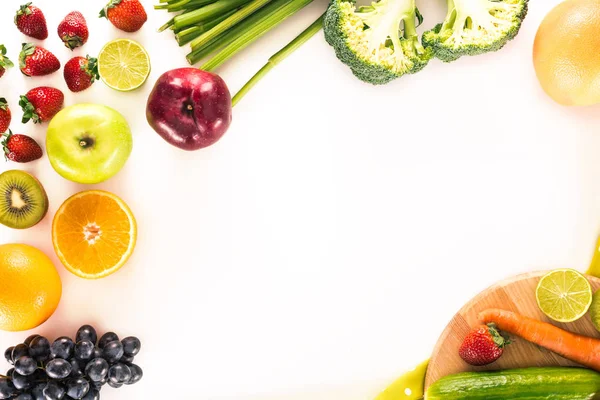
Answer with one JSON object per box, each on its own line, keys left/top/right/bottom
{"left": 425, "top": 367, "right": 600, "bottom": 400}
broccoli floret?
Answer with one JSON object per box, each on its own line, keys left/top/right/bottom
{"left": 324, "top": 0, "right": 432, "bottom": 85}
{"left": 422, "top": 0, "right": 528, "bottom": 62}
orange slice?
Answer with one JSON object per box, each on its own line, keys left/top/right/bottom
{"left": 52, "top": 190, "right": 137, "bottom": 279}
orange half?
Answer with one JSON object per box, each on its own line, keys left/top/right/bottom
{"left": 52, "top": 190, "right": 137, "bottom": 279}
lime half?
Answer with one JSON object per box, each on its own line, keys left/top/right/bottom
{"left": 98, "top": 39, "right": 150, "bottom": 92}
{"left": 536, "top": 269, "right": 592, "bottom": 323}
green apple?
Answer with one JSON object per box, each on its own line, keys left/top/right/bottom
{"left": 46, "top": 104, "right": 133, "bottom": 184}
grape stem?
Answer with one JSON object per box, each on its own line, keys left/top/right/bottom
{"left": 232, "top": 14, "right": 324, "bottom": 106}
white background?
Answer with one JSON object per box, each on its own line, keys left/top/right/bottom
{"left": 1, "top": 0, "right": 599, "bottom": 398}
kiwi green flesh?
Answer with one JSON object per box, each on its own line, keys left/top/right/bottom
{"left": 0, "top": 170, "right": 48, "bottom": 229}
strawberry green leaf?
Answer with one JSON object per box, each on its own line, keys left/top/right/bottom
{"left": 0, "top": 98, "right": 8, "bottom": 111}
{"left": 1, "top": 130, "right": 13, "bottom": 161}
{"left": 487, "top": 323, "right": 511, "bottom": 349}
{"left": 99, "top": 0, "right": 123, "bottom": 18}
{"left": 83, "top": 56, "right": 100, "bottom": 82}
{"left": 18, "top": 43, "right": 35, "bottom": 69}
{"left": 15, "top": 2, "right": 33, "bottom": 25}
{"left": 19, "top": 95, "right": 39, "bottom": 124}
{"left": 62, "top": 35, "right": 84, "bottom": 50}
{"left": 0, "top": 46, "right": 13, "bottom": 70}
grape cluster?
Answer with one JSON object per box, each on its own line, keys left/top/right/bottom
{"left": 0, "top": 325, "right": 142, "bottom": 400}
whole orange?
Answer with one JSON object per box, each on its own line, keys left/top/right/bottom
{"left": 533, "top": 0, "right": 600, "bottom": 106}
{"left": 0, "top": 244, "right": 62, "bottom": 331}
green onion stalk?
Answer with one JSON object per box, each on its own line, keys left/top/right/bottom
{"left": 231, "top": 14, "right": 323, "bottom": 105}
{"left": 200, "top": 0, "right": 317, "bottom": 71}
{"left": 175, "top": 9, "right": 238, "bottom": 45}
{"left": 173, "top": 0, "right": 254, "bottom": 31}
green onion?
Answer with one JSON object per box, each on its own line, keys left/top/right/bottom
{"left": 173, "top": 0, "right": 253, "bottom": 31}
{"left": 200, "top": 0, "right": 315, "bottom": 72}
{"left": 232, "top": 14, "right": 323, "bottom": 106}
{"left": 175, "top": 9, "right": 238, "bottom": 46}
{"left": 185, "top": 0, "right": 288, "bottom": 65}
{"left": 158, "top": 17, "right": 176, "bottom": 32}
{"left": 190, "top": 0, "right": 275, "bottom": 51}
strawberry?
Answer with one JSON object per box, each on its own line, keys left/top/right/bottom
{"left": 459, "top": 323, "right": 510, "bottom": 366}
{"left": 0, "top": 45, "right": 14, "bottom": 79}
{"left": 19, "top": 87, "right": 64, "bottom": 124}
{"left": 0, "top": 99, "right": 11, "bottom": 133}
{"left": 99, "top": 0, "right": 147, "bottom": 33}
{"left": 19, "top": 43, "right": 60, "bottom": 77}
{"left": 58, "top": 11, "right": 89, "bottom": 50}
{"left": 14, "top": 2, "right": 48, "bottom": 40}
{"left": 64, "top": 56, "right": 99, "bottom": 93}
{"left": 2, "top": 131, "right": 42, "bottom": 163}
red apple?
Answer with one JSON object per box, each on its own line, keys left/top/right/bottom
{"left": 146, "top": 68, "right": 232, "bottom": 151}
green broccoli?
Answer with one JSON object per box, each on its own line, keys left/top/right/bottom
{"left": 422, "top": 0, "right": 528, "bottom": 62}
{"left": 324, "top": 0, "right": 432, "bottom": 85}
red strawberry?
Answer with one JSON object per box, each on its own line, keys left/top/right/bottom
{"left": 2, "top": 131, "right": 42, "bottom": 163}
{"left": 0, "top": 99, "right": 11, "bottom": 133}
{"left": 14, "top": 2, "right": 48, "bottom": 40}
{"left": 0, "top": 45, "right": 14, "bottom": 79}
{"left": 64, "top": 56, "right": 99, "bottom": 93}
{"left": 99, "top": 0, "right": 147, "bottom": 33}
{"left": 459, "top": 324, "right": 510, "bottom": 366}
{"left": 19, "top": 87, "right": 64, "bottom": 124}
{"left": 58, "top": 11, "right": 89, "bottom": 50}
{"left": 19, "top": 43, "right": 60, "bottom": 77}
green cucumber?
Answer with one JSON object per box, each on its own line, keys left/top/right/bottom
{"left": 425, "top": 367, "right": 600, "bottom": 400}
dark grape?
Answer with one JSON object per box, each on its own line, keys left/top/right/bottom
{"left": 108, "top": 363, "right": 131, "bottom": 385}
{"left": 31, "top": 382, "right": 46, "bottom": 400}
{"left": 102, "top": 341, "right": 123, "bottom": 363}
{"left": 120, "top": 337, "right": 141, "bottom": 357}
{"left": 81, "top": 388, "right": 99, "bottom": 400}
{"left": 121, "top": 355, "right": 134, "bottom": 364}
{"left": 12, "top": 371, "right": 32, "bottom": 391}
{"left": 6, "top": 368, "right": 14, "bottom": 377}
{"left": 46, "top": 358, "right": 72, "bottom": 380}
{"left": 50, "top": 337, "right": 74, "bottom": 360}
{"left": 92, "top": 375, "right": 106, "bottom": 391}
{"left": 30, "top": 369, "right": 47, "bottom": 384}
{"left": 28, "top": 337, "right": 50, "bottom": 361}
{"left": 70, "top": 359, "right": 83, "bottom": 378}
{"left": 0, "top": 376, "right": 18, "bottom": 399}
{"left": 92, "top": 348, "right": 102, "bottom": 360}
{"left": 75, "top": 326, "right": 97, "bottom": 346}
{"left": 107, "top": 380, "right": 122, "bottom": 389}
{"left": 14, "top": 393, "right": 33, "bottom": 400}
{"left": 84, "top": 359, "right": 108, "bottom": 382}
{"left": 4, "top": 347, "right": 14, "bottom": 365}
{"left": 126, "top": 364, "right": 143, "bottom": 385}
{"left": 74, "top": 341, "right": 94, "bottom": 362}
{"left": 66, "top": 377, "right": 89, "bottom": 400}
{"left": 24, "top": 335, "right": 40, "bottom": 346}
{"left": 12, "top": 344, "right": 29, "bottom": 361}
{"left": 14, "top": 356, "right": 37, "bottom": 376}
{"left": 97, "top": 332, "right": 118, "bottom": 349}
{"left": 43, "top": 381, "right": 65, "bottom": 400}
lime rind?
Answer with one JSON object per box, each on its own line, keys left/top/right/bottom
{"left": 536, "top": 269, "right": 592, "bottom": 323}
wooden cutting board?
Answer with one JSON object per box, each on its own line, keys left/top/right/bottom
{"left": 424, "top": 271, "right": 600, "bottom": 389}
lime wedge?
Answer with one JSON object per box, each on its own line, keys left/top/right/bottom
{"left": 536, "top": 269, "right": 592, "bottom": 323}
{"left": 375, "top": 359, "right": 429, "bottom": 400}
{"left": 98, "top": 39, "right": 150, "bottom": 92}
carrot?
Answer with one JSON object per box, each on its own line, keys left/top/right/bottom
{"left": 479, "top": 309, "right": 600, "bottom": 371}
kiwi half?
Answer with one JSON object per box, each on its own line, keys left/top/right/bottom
{"left": 0, "top": 170, "right": 48, "bottom": 229}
